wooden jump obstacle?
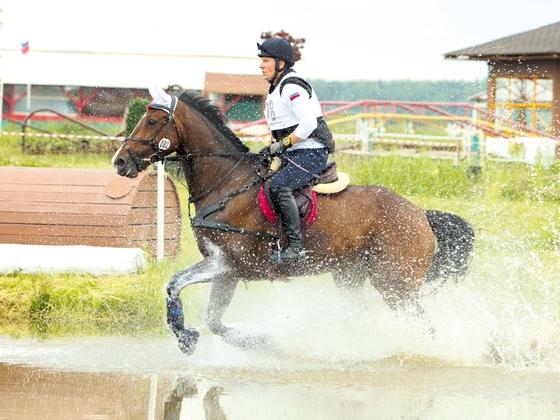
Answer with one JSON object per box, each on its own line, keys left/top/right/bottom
{"left": 0, "top": 167, "right": 182, "bottom": 259}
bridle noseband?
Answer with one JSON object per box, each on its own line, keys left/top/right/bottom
{"left": 122, "top": 95, "right": 179, "bottom": 171}
{"left": 121, "top": 94, "right": 279, "bottom": 240}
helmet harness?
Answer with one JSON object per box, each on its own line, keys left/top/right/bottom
{"left": 257, "top": 38, "right": 295, "bottom": 84}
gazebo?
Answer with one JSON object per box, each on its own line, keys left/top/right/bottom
{"left": 445, "top": 21, "right": 560, "bottom": 137}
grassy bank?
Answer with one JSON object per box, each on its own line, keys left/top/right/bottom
{"left": 2, "top": 131, "right": 560, "bottom": 337}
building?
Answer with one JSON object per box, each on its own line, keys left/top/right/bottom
{"left": 445, "top": 21, "right": 560, "bottom": 137}
{"left": 0, "top": 48, "right": 274, "bottom": 126}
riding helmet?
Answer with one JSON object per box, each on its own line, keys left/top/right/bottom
{"left": 257, "top": 38, "right": 295, "bottom": 67}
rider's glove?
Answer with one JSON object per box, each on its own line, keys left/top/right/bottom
{"left": 269, "top": 141, "right": 286, "bottom": 155}
{"left": 270, "top": 137, "right": 292, "bottom": 155}
{"left": 258, "top": 145, "right": 271, "bottom": 154}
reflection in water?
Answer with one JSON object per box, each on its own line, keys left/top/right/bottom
{"left": 0, "top": 362, "right": 149, "bottom": 419}
{"left": 163, "top": 377, "right": 196, "bottom": 420}
{"left": 202, "top": 387, "right": 226, "bottom": 420}
{"left": 2, "top": 358, "right": 560, "bottom": 420}
{"left": 162, "top": 377, "right": 226, "bottom": 420}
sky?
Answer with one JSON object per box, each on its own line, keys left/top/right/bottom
{"left": 1, "top": 0, "right": 560, "bottom": 81}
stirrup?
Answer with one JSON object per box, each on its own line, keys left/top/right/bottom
{"left": 269, "top": 247, "right": 307, "bottom": 264}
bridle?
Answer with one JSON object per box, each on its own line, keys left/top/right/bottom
{"left": 122, "top": 95, "right": 179, "bottom": 171}
{"left": 121, "top": 94, "right": 279, "bottom": 240}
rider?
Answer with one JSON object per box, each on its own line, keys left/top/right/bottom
{"left": 257, "top": 37, "right": 334, "bottom": 263}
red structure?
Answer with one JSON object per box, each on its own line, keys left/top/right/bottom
{"left": 234, "top": 99, "right": 559, "bottom": 141}
{"left": 2, "top": 84, "right": 149, "bottom": 124}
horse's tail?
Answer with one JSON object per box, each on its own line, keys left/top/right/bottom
{"left": 425, "top": 210, "right": 475, "bottom": 283}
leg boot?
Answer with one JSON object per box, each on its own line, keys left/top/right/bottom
{"left": 270, "top": 187, "right": 306, "bottom": 263}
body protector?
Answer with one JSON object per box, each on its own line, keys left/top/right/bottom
{"left": 264, "top": 70, "right": 334, "bottom": 154}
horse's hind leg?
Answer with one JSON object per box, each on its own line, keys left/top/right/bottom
{"left": 368, "top": 260, "right": 426, "bottom": 317}
{"left": 166, "top": 256, "right": 228, "bottom": 355}
{"left": 332, "top": 265, "right": 368, "bottom": 315}
{"left": 368, "top": 261, "right": 437, "bottom": 335}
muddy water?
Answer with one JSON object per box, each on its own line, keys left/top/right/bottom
{"left": 1, "top": 336, "right": 560, "bottom": 420}
{"left": 2, "top": 268, "right": 560, "bottom": 419}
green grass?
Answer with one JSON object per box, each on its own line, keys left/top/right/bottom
{"left": 0, "top": 222, "right": 208, "bottom": 338}
{"left": 2, "top": 132, "right": 560, "bottom": 337}
{"left": 0, "top": 127, "right": 117, "bottom": 169}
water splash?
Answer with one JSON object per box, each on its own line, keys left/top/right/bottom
{"left": 2, "top": 236, "right": 560, "bottom": 374}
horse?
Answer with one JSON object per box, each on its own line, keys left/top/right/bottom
{"left": 112, "top": 86, "right": 475, "bottom": 355}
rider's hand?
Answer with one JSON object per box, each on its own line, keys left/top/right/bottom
{"left": 258, "top": 145, "right": 271, "bottom": 154}
{"left": 269, "top": 142, "right": 285, "bottom": 155}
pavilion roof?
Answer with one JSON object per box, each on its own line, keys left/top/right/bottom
{"left": 445, "top": 21, "right": 560, "bottom": 61}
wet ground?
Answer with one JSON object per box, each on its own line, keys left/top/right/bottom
{"left": 2, "top": 276, "right": 560, "bottom": 419}
{"left": 1, "top": 335, "right": 560, "bottom": 420}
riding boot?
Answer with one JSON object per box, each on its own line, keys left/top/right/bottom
{"left": 270, "top": 187, "right": 306, "bottom": 263}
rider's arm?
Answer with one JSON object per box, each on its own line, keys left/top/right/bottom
{"left": 281, "top": 84, "right": 318, "bottom": 146}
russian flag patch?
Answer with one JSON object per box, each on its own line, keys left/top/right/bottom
{"left": 289, "top": 92, "right": 300, "bottom": 101}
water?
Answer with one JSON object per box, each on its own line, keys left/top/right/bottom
{"left": 2, "top": 248, "right": 560, "bottom": 419}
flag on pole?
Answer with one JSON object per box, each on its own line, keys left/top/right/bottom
{"left": 21, "top": 41, "right": 29, "bottom": 54}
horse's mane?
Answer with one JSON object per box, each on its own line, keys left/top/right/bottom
{"left": 178, "top": 90, "right": 250, "bottom": 153}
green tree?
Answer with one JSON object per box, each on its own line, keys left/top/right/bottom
{"left": 310, "top": 79, "right": 486, "bottom": 103}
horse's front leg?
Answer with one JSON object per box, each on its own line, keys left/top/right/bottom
{"left": 206, "top": 277, "right": 276, "bottom": 352}
{"left": 166, "top": 256, "right": 228, "bottom": 355}
{"left": 205, "top": 276, "right": 238, "bottom": 337}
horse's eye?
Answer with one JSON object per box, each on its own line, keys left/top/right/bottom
{"left": 147, "top": 119, "right": 157, "bottom": 126}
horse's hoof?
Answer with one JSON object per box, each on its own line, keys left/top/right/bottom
{"left": 176, "top": 328, "right": 200, "bottom": 355}
{"left": 222, "top": 330, "right": 276, "bottom": 352}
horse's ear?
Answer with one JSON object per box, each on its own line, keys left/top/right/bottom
{"left": 148, "top": 82, "right": 172, "bottom": 108}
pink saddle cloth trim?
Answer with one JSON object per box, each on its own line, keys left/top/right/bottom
{"left": 258, "top": 184, "right": 318, "bottom": 229}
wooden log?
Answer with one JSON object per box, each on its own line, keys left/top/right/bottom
{"left": 0, "top": 167, "right": 182, "bottom": 259}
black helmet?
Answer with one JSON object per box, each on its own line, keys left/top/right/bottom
{"left": 257, "top": 38, "right": 295, "bottom": 67}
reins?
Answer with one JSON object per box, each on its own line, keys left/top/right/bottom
{"left": 180, "top": 154, "right": 246, "bottom": 204}
{"left": 164, "top": 152, "right": 279, "bottom": 240}
{"left": 125, "top": 94, "right": 279, "bottom": 240}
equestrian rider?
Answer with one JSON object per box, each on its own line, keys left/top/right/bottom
{"left": 258, "top": 37, "right": 334, "bottom": 263}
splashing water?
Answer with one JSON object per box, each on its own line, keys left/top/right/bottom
{"left": 2, "top": 233, "right": 560, "bottom": 419}
{"left": 1, "top": 232, "right": 560, "bottom": 376}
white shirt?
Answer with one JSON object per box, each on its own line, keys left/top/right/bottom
{"left": 264, "top": 71, "right": 325, "bottom": 151}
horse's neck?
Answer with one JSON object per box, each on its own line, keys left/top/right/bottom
{"left": 185, "top": 156, "right": 254, "bottom": 205}
{"left": 180, "top": 113, "right": 254, "bottom": 207}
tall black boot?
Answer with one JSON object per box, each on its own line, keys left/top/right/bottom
{"left": 270, "top": 187, "right": 306, "bottom": 263}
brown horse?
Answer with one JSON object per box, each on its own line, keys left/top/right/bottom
{"left": 112, "top": 88, "right": 474, "bottom": 355}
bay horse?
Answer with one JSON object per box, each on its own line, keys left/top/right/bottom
{"left": 112, "top": 86, "right": 475, "bottom": 355}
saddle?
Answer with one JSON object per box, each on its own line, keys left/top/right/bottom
{"left": 259, "top": 161, "right": 349, "bottom": 229}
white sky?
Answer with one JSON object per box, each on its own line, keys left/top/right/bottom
{"left": 1, "top": 0, "right": 559, "bottom": 81}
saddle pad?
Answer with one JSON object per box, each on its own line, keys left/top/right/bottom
{"left": 259, "top": 184, "right": 318, "bottom": 229}
{"left": 312, "top": 171, "right": 350, "bottom": 194}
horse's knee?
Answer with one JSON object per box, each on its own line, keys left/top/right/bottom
{"left": 166, "top": 283, "right": 177, "bottom": 299}
{"left": 166, "top": 273, "right": 183, "bottom": 299}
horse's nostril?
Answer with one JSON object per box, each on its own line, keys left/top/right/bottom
{"left": 114, "top": 158, "right": 125, "bottom": 168}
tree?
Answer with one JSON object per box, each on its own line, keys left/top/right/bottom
{"left": 260, "top": 30, "right": 305, "bottom": 62}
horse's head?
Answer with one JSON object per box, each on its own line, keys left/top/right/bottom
{"left": 112, "top": 85, "right": 183, "bottom": 178}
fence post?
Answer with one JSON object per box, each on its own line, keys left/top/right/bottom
{"left": 468, "top": 133, "right": 482, "bottom": 177}
{"left": 157, "top": 161, "right": 165, "bottom": 261}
